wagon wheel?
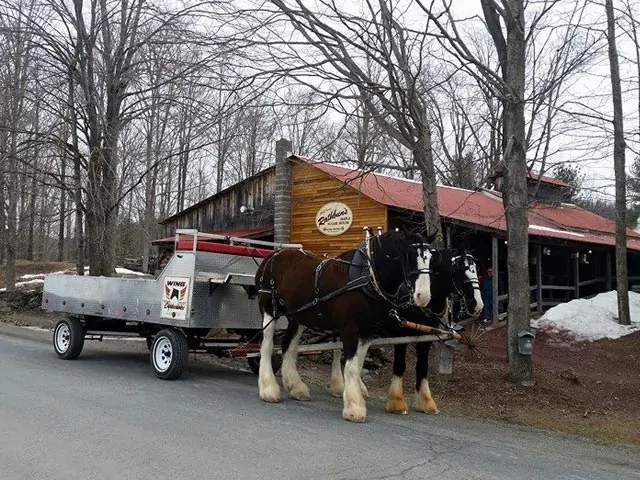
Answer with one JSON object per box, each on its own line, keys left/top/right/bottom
{"left": 150, "top": 328, "right": 189, "bottom": 380}
{"left": 53, "top": 316, "right": 85, "bottom": 360}
{"left": 459, "top": 323, "right": 489, "bottom": 360}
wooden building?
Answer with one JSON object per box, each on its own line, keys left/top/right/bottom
{"left": 156, "top": 139, "right": 640, "bottom": 321}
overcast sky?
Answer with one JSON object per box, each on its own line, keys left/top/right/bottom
{"left": 447, "top": 0, "right": 639, "bottom": 199}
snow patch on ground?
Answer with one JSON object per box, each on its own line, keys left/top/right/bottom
{"left": 0, "top": 279, "right": 45, "bottom": 292}
{"left": 1, "top": 266, "right": 147, "bottom": 292}
{"left": 115, "top": 267, "right": 146, "bottom": 276}
{"left": 537, "top": 290, "right": 640, "bottom": 341}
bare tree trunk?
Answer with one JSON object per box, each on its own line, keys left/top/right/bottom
{"left": 74, "top": 164, "right": 84, "bottom": 274}
{"left": 501, "top": 0, "right": 532, "bottom": 385}
{"left": 27, "top": 171, "right": 38, "bottom": 261}
{"left": 18, "top": 160, "right": 29, "bottom": 259}
{"left": 57, "top": 159, "right": 66, "bottom": 262}
{"left": 37, "top": 182, "right": 46, "bottom": 262}
{"left": 65, "top": 194, "right": 73, "bottom": 261}
{"left": 415, "top": 119, "right": 443, "bottom": 247}
{"left": 606, "top": 0, "right": 631, "bottom": 325}
{"left": 0, "top": 135, "right": 6, "bottom": 265}
{"left": 5, "top": 131, "right": 19, "bottom": 291}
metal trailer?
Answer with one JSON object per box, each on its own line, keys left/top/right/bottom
{"left": 41, "top": 229, "right": 461, "bottom": 380}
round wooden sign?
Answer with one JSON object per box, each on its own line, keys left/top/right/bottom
{"left": 315, "top": 202, "right": 353, "bottom": 236}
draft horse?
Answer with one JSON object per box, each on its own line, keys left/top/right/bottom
{"left": 254, "top": 229, "right": 433, "bottom": 423}
{"left": 327, "top": 248, "right": 483, "bottom": 416}
{"left": 384, "top": 250, "right": 483, "bottom": 415}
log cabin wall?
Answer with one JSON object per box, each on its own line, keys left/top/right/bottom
{"left": 290, "top": 161, "right": 388, "bottom": 256}
{"left": 160, "top": 168, "right": 276, "bottom": 237}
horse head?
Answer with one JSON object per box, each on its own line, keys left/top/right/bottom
{"left": 449, "top": 252, "right": 483, "bottom": 317}
{"left": 369, "top": 230, "right": 432, "bottom": 308}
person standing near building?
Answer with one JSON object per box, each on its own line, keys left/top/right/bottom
{"left": 481, "top": 267, "right": 503, "bottom": 325}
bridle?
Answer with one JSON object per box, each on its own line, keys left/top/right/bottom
{"left": 365, "top": 235, "right": 432, "bottom": 309}
{"left": 450, "top": 254, "right": 481, "bottom": 315}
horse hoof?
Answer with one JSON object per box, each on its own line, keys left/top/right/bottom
{"left": 343, "top": 406, "right": 367, "bottom": 423}
{"left": 329, "top": 388, "right": 343, "bottom": 398}
{"left": 259, "top": 382, "right": 281, "bottom": 403}
{"left": 289, "top": 383, "right": 312, "bottom": 401}
{"left": 385, "top": 398, "right": 409, "bottom": 415}
{"left": 414, "top": 397, "right": 439, "bottom": 414}
{"left": 260, "top": 393, "right": 282, "bottom": 403}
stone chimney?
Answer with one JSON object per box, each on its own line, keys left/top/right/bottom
{"left": 274, "top": 138, "right": 293, "bottom": 244}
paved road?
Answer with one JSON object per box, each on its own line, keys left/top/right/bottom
{"left": 1, "top": 327, "right": 639, "bottom": 480}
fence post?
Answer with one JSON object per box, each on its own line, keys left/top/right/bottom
{"left": 574, "top": 250, "right": 580, "bottom": 299}
{"left": 606, "top": 250, "right": 612, "bottom": 291}
{"left": 536, "top": 243, "right": 542, "bottom": 313}
{"left": 492, "top": 236, "right": 499, "bottom": 325}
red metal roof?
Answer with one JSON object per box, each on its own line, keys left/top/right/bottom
{"left": 531, "top": 202, "right": 640, "bottom": 239}
{"left": 527, "top": 172, "right": 568, "bottom": 188}
{"left": 294, "top": 157, "right": 640, "bottom": 251}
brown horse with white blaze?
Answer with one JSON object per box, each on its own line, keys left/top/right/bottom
{"left": 254, "top": 230, "right": 433, "bottom": 423}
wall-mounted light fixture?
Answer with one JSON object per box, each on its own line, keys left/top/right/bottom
{"left": 240, "top": 205, "right": 255, "bottom": 214}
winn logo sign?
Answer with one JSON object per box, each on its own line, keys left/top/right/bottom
{"left": 161, "top": 276, "right": 190, "bottom": 320}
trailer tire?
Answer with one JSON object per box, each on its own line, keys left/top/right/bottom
{"left": 247, "top": 354, "right": 282, "bottom": 376}
{"left": 53, "top": 317, "right": 84, "bottom": 360}
{"left": 151, "top": 329, "right": 188, "bottom": 380}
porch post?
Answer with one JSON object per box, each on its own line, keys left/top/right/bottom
{"left": 536, "top": 243, "right": 543, "bottom": 313}
{"left": 606, "top": 250, "right": 612, "bottom": 291}
{"left": 574, "top": 250, "right": 580, "bottom": 299}
{"left": 492, "top": 236, "right": 499, "bottom": 325}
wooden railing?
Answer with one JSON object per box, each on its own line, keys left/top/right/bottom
{"left": 490, "top": 276, "right": 611, "bottom": 320}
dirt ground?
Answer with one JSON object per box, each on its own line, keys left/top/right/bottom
{"left": 2, "top": 296, "right": 638, "bottom": 447}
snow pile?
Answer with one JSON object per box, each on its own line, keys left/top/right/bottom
{"left": 0, "top": 266, "right": 147, "bottom": 292}
{"left": 537, "top": 290, "right": 640, "bottom": 341}
{"left": 0, "top": 278, "right": 45, "bottom": 292}
{"left": 115, "top": 267, "right": 147, "bottom": 276}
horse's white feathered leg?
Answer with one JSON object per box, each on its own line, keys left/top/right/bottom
{"left": 343, "top": 341, "right": 369, "bottom": 422}
{"left": 329, "top": 349, "right": 344, "bottom": 398}
{"left": 414, "top": 378, "right": 439, "bottom": 414}
{"left": 385, "top": 375, "right": 408, "bottom": 414}
{"left": 282, "top": 325, "right": 311, "bottom": 401}
{"left": 258, "top": 313, "right": 281, "bottom": 403}
{"left": 356, "top": 342, "right": 370, "bottom": 398}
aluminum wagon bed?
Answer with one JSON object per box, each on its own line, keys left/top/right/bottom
{"left": 42, "top": 229, "right": 304, "bottom": 379}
